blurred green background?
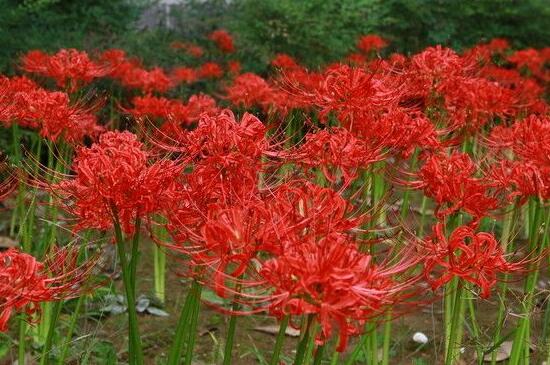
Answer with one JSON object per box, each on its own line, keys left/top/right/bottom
{"left": 0, "top": 0, "right": 548, "bottom": 74}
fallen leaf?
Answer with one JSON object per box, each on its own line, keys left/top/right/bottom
{"left": 146, "top": 306, "right": 169, "bottom": 317}
{"left": 254, "top": 325, "right": 300, "bottom": 337}
{"left": 0, "top": 236, "right": 17, "bottom": 249}
{"left": 480, "top": 341, "right": 512, "bottom": 362}
{"left": 136, "top": 296, "right": 151, "bottom": 313}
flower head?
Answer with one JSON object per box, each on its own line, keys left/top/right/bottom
{"left": 55, "top": 131, "right": 182, "bottom": 234}
{"left": 208, "top": 30, "right": 235, "bottom": 53}
{"left": 423, "top": 223, "right": 524, "bottom": 298}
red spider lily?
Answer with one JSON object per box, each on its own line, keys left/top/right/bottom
{"left": 98, "top": 50, "right": 172, "bottom": 93}
{"left": 480, "top": 65, "right": 547, "bottom": 115}
{"left": 486, "top": 114, "right": 550, "bottom": 201}
{"left": 423, "top": 223, "right": 525, "bottom": 298}
{"left": 224, "top": 73, "right": 274, "bottom": 110}
{"left": 182, "top": 110, "right": 268, "bottom": 163}
{"left": 162, "top": 111, "right": 269, "bottom": 240}
{"left": 464, "top": 38, "right": 509, "bottom": 64}
{"left": 0, "top": 75, "right": 103, "bottom": 144}
{"left": 0, "top": 247, "right": 96, "bottom": 331}
{"left": 261, "top": 181, "right": 364, "bottom": 246}
{"left": 507, "top": 48, "right": 545, "bottom": 76}
{"left": 488, "top": 160, "right": 550, "bottom": 202}
{"left": 170, "top": 41, "right": 204, "bottom": 58}
{"left": 186, "top": 94, "right": 220, "bottom": 123}
{"left": 197, "top": 62, "right": 223, "bottom": 79}
{"left": 407, "top": 152, "right": 497, "bottom": 223}
{"left": 346, "top": 53, "right": 368, "bottom": 66}
{"left": 488, "top": 114, "right": 550, "bottom": 165}
{"left": 437, "top": 76, "right": 516, "bottom": 133}
{"left": 171, "top": 67, "right": 198, "bottom": 85}
{"left": 21, "top": 49, "right": 109, "bottom": 92}
{"left": 408, "top": 46, "right": 475, "bottom": 103}
{"left": 282, "top": 127, "right": 385, "bottom": 184}
{"left": 120, "top": 66, "right": 172, "bottom": 94}
{"left": 208, "top": 30, "right": 235, "bottom": 53}
{"left": 54, "top": 131, "right": 182, "bottom": 234}
{"left": 260, "top": 232, "right": 420, "bottom": 351}
{"left": 285, "top": 63, "right": 401, "bottom": 130}
{"left": 356, "top": 34, "right": 388, "bottom": 54}
{"left": 98, "top": 49, "right": 140, "bottom": 80}
{"left": 227, "top": 60, "right": 241, "bottom": 75}
{"left": 377, "top": 109, "right": 441, "bottom": 158}
{"left": 411, "top": 46, "right": 469, "bottom": 82}
{"left": 127, "top": 95, "right": 189, "bottom": 124}
{"left": 271, "top": 54, "right": 301, "bottom": 71}
{"left": 186, "top": 44, "right": 205, "bottom": 58}
{"left": 0, "top": 75, "right": 42, "bottom": 129}
{"left": 168, "top": 198, "right": 270, "bottom": 297}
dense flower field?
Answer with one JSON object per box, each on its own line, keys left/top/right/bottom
{"left": 0, "top": 31, "right": 549, "bottom": 364}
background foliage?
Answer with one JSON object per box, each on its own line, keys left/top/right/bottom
{"left": 0, "top": 0, "right": 548, "bottom": 74}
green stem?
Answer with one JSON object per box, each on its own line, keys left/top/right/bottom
{"left": 223, "top": 309, "right": 239, "bottom": 365}
{"left": 294, "top": 315, "right": 314, "bottom": 365}
{"left": 509, "top": 199, "right": 547, "bottom": 365}
{"left": 183, "top": 281, "right": 202, "bottom": 365}
{"left": 129, "top": 217, "right": 141, "bottom": 299}
{"left": 330, "top": 351, "right": 340, "bottom": 365}
{"left": 369, "top": 322, "right": 378, "bottom": 365}
{"left": 113, "top": 209, "right": 143, "bottom": 365}
{"left": 18, "top": 317, "right": 26, "bottom": 365}
{"left": 381, "top": 310, "right": 392, "bottom": 365}
{"left": 490, "top": 203, "right": 517, "bottom": 365}
{"left": 153, "top": 244, "right": 166, "bottom": 303}
{"left": 466, "top": 288, "right": 482, "bottom": 364}
{"left": 270, "top": 315, "right": 289, "bottom": 365}
{"left": 312, "top": 344, "right": 325, "bottom": 365}
{"left": 39, "top": 300, "right": 63, "bottom": 365}
{"left": 445, "top": 280, "right": 465, "bottom": 365}
{"left": 57, "top": 295, "right": 84, "bottom": 365}
{"left": 223, "top": 280, "right": 243, "bottom": 365}
{"left": 167, "top": 281, "right": 199, "bottom": 365}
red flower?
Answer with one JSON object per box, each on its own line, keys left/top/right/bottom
{"left": 284, "top": 127, "right": 384, "bottom": 184}
{"left": 225, "top": 73, "right": 274, "bottom": 110}
{"left": 260, "top": 232, "right": 418, "bottom": 351}
{"left": 286, "top": 64, "right": 401, "bottom": 130}
{"left": 197, "top": 62, "right": 223, "bottom": 79}
{"left": 507, "top": 48, "right": 544, "bottom": 76}
{"left": 208, "top": 30, "right": 235, "bottom": 53}
{"left": 186, "top": 44, "right": 205, "bottom": 58}
{"left": 55, "top": 131, "right": 182, "bottom": 234}
{"left": 411, "top": 152, "right": 497, "bottom": 222}
{"left": 98, "top": 49, "right": 139, "bottom": 80}
{"left": 487, "top": 115, "right": 550, "bottom": 201}
{"left": 21, "top": 49, "right": 108, "bottom": 92}
{"left": 262, "top": 181, "right": 364, "bottom": 245}
{"left": 186, "top": 94, "right": 220, "bottom": 123}
{"left": 271, "top": 54, "right": 300, "bottom": 70}
{"left": 0, "top": 247, "right": 95, "bottom": 331}
{"left": 357, "top": 35, "right": 388, "bottom": 53}
{"left": 227, "top": 60, "right": 241, "bottom": 75}
{"left": 437, "top": 76, "right": 516, "bottom": 133}
{"left": 120, "top": 66, "right": 172, "bottom": 94}
{"left": 170, "top": 41, "right": 204, "bottom": 58}
{"left": 163, "top": 110, "right": 268, "bottom": 240}
{"left": 423, "top": 223, "right": 524, "bottom": 298}
{"left": 127, "top": 95, "right": 189, "bottom": 123}
{"left": 0, "top": 75, "right": 103, "bottom": 144}
{"left": 171, "top": 67, "right": 198, "bottom": 85}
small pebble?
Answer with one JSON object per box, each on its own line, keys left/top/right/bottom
{"left": 412, "top": 332, "right": 428, "bottom": 344}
